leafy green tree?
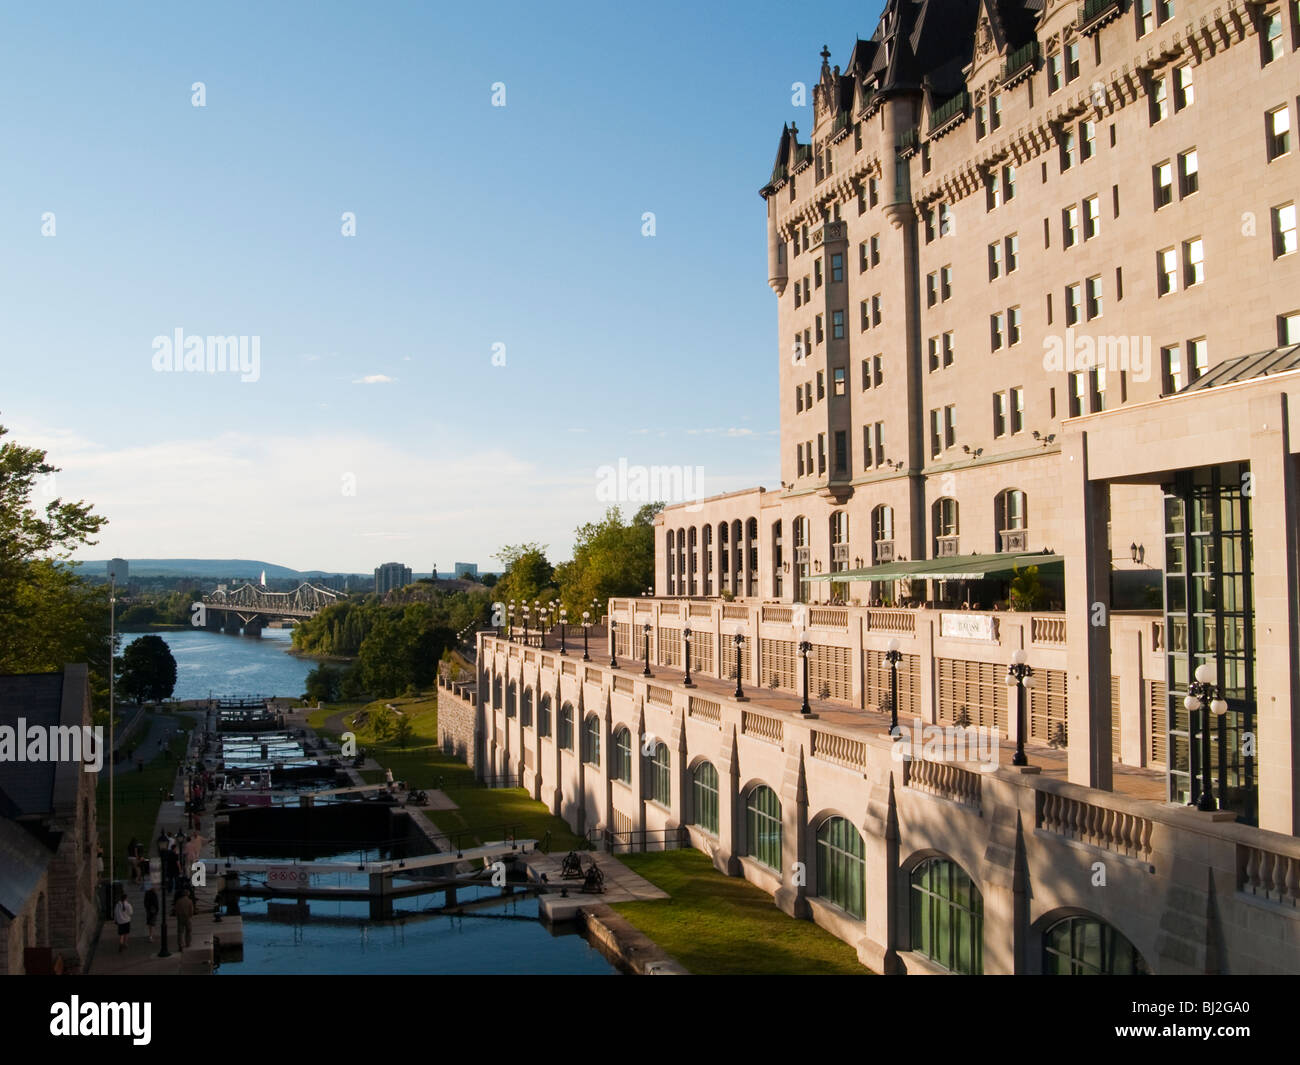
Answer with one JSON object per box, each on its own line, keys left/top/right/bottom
{"left": 393, "top": 715, "right": 415, "bottom": 749}
{"left": 491, "top": 543, "right": 558, "bottom": 609}
{"left": 556, "top": 505, "right": 660, "bottom": 619}
{"left": 118, "top": 603, "right": 160, "bottom": 628}
{"left": 304, "top": 664, "right": 343, "bottom": 703}
{"left": 117, "top": 634, "right": 178, "bottom": 703}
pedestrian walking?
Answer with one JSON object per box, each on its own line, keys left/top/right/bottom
{"left": 143, "top": 878, "right": 159, "bottom": 943}
{"left": 113, "top": 891, "right": 133, "bottom": 951}
{"left": 173, "top": 889, "right": 195, "bottom": 949}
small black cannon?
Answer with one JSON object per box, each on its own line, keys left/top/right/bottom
{"left": 580, "top": 862, "right": 605, "bottom": 894}
{"left": 559, "top": 851, "right": 585, "bottom": 880}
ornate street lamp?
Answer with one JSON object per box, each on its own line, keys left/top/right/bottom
{"left": 522, "top": 606, "right": 530, "bottom": 647}
{"left": 643, "top": 622, "right": 653, "bottom": 677}
{"left": 559, "top": 608, "right": 568, "bottom": 655}
{"left": 683, "top": 626, "right": 695, "bottom": 687}
{"left": 1005, "top": 649, "right": 1037, "bottom": 767}
{"left": 1185, "top": 662, "right": 1229, "bottom": 811}
{"left": 798, "top": 629, "right": 812, "bottom": 715}
{"left": 539, "top": 608, "right": 549, "bottom": 649}
{"left": 507, "top": 600, "right": 515, "bottom": 641}
{"left": 885, "top": 637, "right": 903, "bottom": 735}
{"left": 733, "top": 631, "right": 746, "bottom": 700}
{"left": 581, "top": 611, "right": 591, "bottom": 661}
{"left": 610, "top": 615, "right": 619, "bottom": 669}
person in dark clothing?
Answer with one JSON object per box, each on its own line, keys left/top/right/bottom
{"left": 143, "top": 876, "right": 160, "bottom": 942}
{"left": 163, "top": 844, "right": 182, "bottom": 894}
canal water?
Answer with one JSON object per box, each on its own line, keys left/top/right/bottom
{"left": 146, "top": 627, "right": 316, "bottom": 701}
{"left": 152, "top": 627, "right": 618, "bottom": 974}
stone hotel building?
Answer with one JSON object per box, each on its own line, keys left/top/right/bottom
{"left": 445, "top": 0, "right": 1300, "bottom": 973}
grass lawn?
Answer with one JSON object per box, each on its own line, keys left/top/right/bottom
{"left": 312, "top": 694, "right": 587, "bottom": 853}
{"left": 612, "top": 849, "right": 871, "bottom": 976}
{"left": 97, "top": 714, "right": 195, "bottom": 873}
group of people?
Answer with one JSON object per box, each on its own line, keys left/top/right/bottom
{"left": 112, "top": 870, "right": 198, "bottom": 952}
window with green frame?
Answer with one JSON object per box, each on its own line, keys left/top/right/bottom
{"left": 505, "top": 682, "right": 517, "bottom": 718}
{"left": 1043, "top": 915, "right": 1149, "bottom": 974}
{"left": 746, "top": 785, "right": 782, "bottom": 871}
{"left": 611, "top": 726, "right": 632, "bottom": 784}
{"left": 692, "top": 762, "right": 719, "bottom": 834}
{"left": 538, "top": 695, "right": 552, "bottom": 738}
{"left": 816, "top": 816, "right": 865, "bottom": 919}
{"left": 521, "top": 688, "right": 533, "bottom": 728}
{"left": 558, "top": 703, "right": 573, "bottom": 750}
{"left": 910, "top": 857, "right": 983, "bottom": 973}
{"left": 648, "top": 742, "right": 671, "bottom": 807}
{"left": 582, "top": 714, "right": 601, "bottom": 766}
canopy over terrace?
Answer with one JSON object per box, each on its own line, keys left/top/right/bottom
{"left": 805, "top": 551, "right": 1063, "bottom": 582}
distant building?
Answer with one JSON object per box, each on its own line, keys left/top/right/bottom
{"left": 453, "top": 562, "right": 478, "bottom": 580}
{"left": 374, "top": 562, "right": 413, "bottom": 595}
{"left": 106, "top": 559, "right": 128, "bottom": 584}
{"left": 0, "top": 665, "right": 99, "bottom": 974}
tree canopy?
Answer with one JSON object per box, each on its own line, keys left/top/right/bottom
{"left": 117, "top": 634, "right": 178, "bottom": 703}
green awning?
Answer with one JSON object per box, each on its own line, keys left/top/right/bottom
{"left": 806, "top": 552, "right": 1062, "bottom": 582}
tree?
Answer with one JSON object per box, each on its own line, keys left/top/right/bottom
{"left": 491, "top": 543, "right": 558, "bottom": 609}
{"left": 556, "top": 506, "right": 658, "bottom": 619}
{"left": 304, "top": 664, "right": 343, "bottom": 703}
{"left": 393, "top": 715, "right": 415, "bottom": 749}
{"left": 117, "top": 635, "right": 177, "bottom": 703}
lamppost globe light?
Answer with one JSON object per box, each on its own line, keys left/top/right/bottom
{"left": 1194, "top": 662, "right": 1216, "bottom": 685}
{"left": 683, "top": 625, "right": 691, "bottom": 638}
{"left": 1184, "top": 694, "right": 1199, "bottom": 712}
{"left": 886, "top": 637, "right": 900, "bottom": 653}
{"left": 1005, "top": 672, "right": 1019, "bottom": 687}
{"left": 1022, "top": 673, "right": 1038, "bottom": 689}
{"left": 1211, "top": 698, "right": 1229, "bottom": 716}
{"left": 1012, "top": 648, "right": 1028, "bottom": 666}
{"left": 582, "top": 611, "right": 590, "bottom": 621}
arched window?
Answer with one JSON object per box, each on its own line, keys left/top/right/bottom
{"left": 816, "top": 817, "right": 865, "bottom": 919}
{"left": 829, "top": 511, "right": 850, "bottom": 599}
{"left": 611, "top": 726, "right": 632, "bottom": 784}
{"left": 492, "top": 674, "right": 503, "bottom": 708}
{"left": 1043, "top": 915, "right": 1149, "bottom": 974}
{"left": 746, "top": 785, "right": 782, "bottom": 871}
{"left": 703, "top": 524, "right": 714, "bottom": 595}
{"left": 793, "top": 516, "right": 810, "bottom": 603}
{"left": 910, "top": 857, "right": 983, "bottom": 974}
{"left": 731, "top": 518, "right": 744, "bottom": 593}
{"left": 871, "top": 504, "right": 894, "bottom": 562}
{"left": 688, "top": 527, "right": 698, "bottom": 596}
{"left": 932, "top": 497, "right": 959, "bottom": 555}
{"left": 677, "top": 527, "right": 687, "bottom": 585}
{"left": 771, "top": 520, "right": 784, "bottom": 598}
{"left": 521, "top": 687, "right": 533, "bottom": 728}
{"left": 506, "top": 681, "right": 517, "bottom": 718}
{"left": 692, "top": 762, "right": 719, "bottom": 834}
{"left": 995, "top": 488, "right": 1028, "bottom": 552}
{"left": 648, "top": 742, "right": 671, "bottom": 807}
{"left": 746, "top": 517, "right": 759, "bottom": 595}
{"left": 582, "top": 713, "right": 601, "bottom": 766}
{"left": 558, "top": 703, "right": 574, "bottom": 750}
{"left": 538, "top": 694, "right": 552, "bottom": 738}
{"left": 666, "top": 530, "right": 676, "bottom": 594}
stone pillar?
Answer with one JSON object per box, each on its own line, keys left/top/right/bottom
{"left": 1248, "top": 393, "right": 1300, "bottom": 834}
{"left": 1062, "top": 431, "right": 1114, "bottom": 790}
{"left": 713, "top": 724, "right": 742, "bottom": 875}
{"left": 861, "top": 767, "right": 900, "bottom": 973}
{"left": 774, "top": 746, "right": 809, "bottom": 918}
{"left": 669, "top": 707, "right": 686, "bottom": 844}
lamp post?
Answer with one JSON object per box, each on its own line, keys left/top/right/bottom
{"left": 1185, "top": 662, "right": 1229, "bottom": 812}
{"left": 798, "top": 630, "right": 812, "bottom": 714}
{"left": 559, "top": 609, "right": 568, "bottom": 655}
{"left": 1005, "top": 649, "right": 1036, "bottom": 767}
{"left": 507, "top": 600, "right": 515, "bottom": 641}
{"left": 610, "top": 615, "right": 619, "bottom": 669}
{"left": 683, "top": 626, "right": 695, "bottom": 687}
{"left": 522, "top": 605, "right": 530, "bottom": 647}
{"left": 642, "top": 622, "right": 653, "bottom": 677}
{"left": 581, "top": 611, "right": 591, "bottom": 661}
{"left": 885, "top": 637, "right": 903, "bottom": 735}
{"left": 156, "top": 839, "right": 171, "bottom": 959}
{"left": 733, "top": 631, "right": 746, "bottom": 700}
{"left": 539, "top": 608, "right": 549, "bottom": 649}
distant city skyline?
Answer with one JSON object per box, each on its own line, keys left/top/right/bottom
{"left": 2, "top": 0, "right": 877, "bottom": 571}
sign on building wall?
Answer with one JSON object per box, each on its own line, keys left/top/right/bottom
{"left": 940, "top": 613, "right": 998, "bottom": 641}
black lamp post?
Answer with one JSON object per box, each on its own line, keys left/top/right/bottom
{"left": 156, "top": 843, "right": 171, "bottom": 959}
{"left": 559, "top": 609, "right": 568, "bottom": 655}
{"left": 683, "top": 626, "right": 695, "bottom": 687}
{"left": 522, "top": 606, "right": 530, "bottom": 647}
{"left": 539, "top": 608, "right": 548, "bottom": 650}
{"left": 507, "top": 601, "right": 515, "bottom": 641}
{"left": 733, "top": 632, "right": 746, "bottom": 700}
{"left": 642, "top": 622, "right": 653, "bottom": 677}
{"left": 581, "top": 611, "right": 591, "bottom": 661}
{"left": 885, "top": 638, "right": 903, "bottom": 734}
{"left": 610, "top": 616, "right": 619, "bottom": 669}
{"left": 1186, "top": 662, "right": 1228, "bottom": 812}
{"left": 798, "top": 633, "right": 812, "bottom": 714}
{"left": 1005, "top": 649, "right": 1036, "bottom": 767}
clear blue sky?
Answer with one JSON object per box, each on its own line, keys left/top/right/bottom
{"left": 1, "top": 0, "right": 881, "bottom": 573}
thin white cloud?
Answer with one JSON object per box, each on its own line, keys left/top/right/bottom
{"left": 352, "top": 374, "right": 395, "bottom": 385}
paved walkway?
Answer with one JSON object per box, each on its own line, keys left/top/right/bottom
{"left": 523, "top": 850, "right": 668, "bottom": 921}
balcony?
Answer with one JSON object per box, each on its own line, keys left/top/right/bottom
{"left": 1079, "top": 0, "right": 1122, "bottom": 36}
{"left": 1001, "top": 39, "right": 1040, "bottom": 86}
{"left": 830, "top": 110, "right": 852, "bottom": 143}
{"left": 928, "top": 91, "right": 970, "bottom": 137}
{"left": 897, "top": 127, "right": 919, "bottom": 157}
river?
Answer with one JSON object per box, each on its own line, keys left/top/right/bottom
{"left": 138, "top": 627, "right": 316, "bottom": 701}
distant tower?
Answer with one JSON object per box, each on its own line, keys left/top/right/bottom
{"left": 107, "top": 558, "right": 129, "bottom": 584}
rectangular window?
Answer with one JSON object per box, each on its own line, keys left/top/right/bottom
{"left": 943, "top": 332, "right": 954, "bottom": 367}
{"left": 815, "top": 258, "right": 823, "bottom": 288}
{"left": 1154, "top": 160, "right": 1173, "bottom": 208}
{"left": 1268, "top": 106, "right": 1291, "bottom": 159}
{"left": 832, "top": 309, "right": 845, "bottom": 339}
{"left": 976, "top": 103, "right": 988, "bottom": 140}
{"left": 1006, "top": 233, "right": 1019, "bottom": 272}
{"left": 816, "top": 314, "right": 824, "bottom": 344}
{"left": 1264, "top": 10, "right": 1284, "bottom": 64}
{"left": 989, "top": 240, "right": 1003, "bottom": 280}
{"left": 926, "top": 272, "right": 938, "bottom": 308}
{"left": 869, "top": 176, "right": 879, "bottom": 207}
{"left": 861, "top": 300, "right": 870, "bottom": 331}
{"left": 939, "top": 202, "right": 952, "bottom": 237}
{"left": 944, "top": 406, "right": 956, "bottom": 449}
{"left": 857, "top": 186, "right": 867, "bottom": 214}
{"left": 1086, "top": 275, "right": 1104, "bottom": 320}
{"left": 817, "top": 370, "right": 825, "bottom": 399}
{"left": 803, "top": 278, "right": 811, "bottom": 303}
{"left": 1162, "top": 344, "right": 1182, "bottom": 394}
{"left": 1178, "top": 149, "right": 1199, "bottom": 196}
{"left": 1069, "top": 371, "right": 1087, "bottom": 417}
{"left": 874, "top": 423, "right": 885, "bottom": 466}
{"left": 1011, "top": 387, "right": 1024, "bottom": 434}
{"left": 1183, "top": 238, "right": 1205, "bottom": 286}
{"left": 1188, "top": 337, "right": 1208, "bottom": 382}
{"left": 863, "top": 424, "right": 874, "bottom": 468}
{"left": 991, "top": 311, "right": 1005, "bottom": 351}
{"left": 1138, "top": 0, "right": 1154, "bottom": 36}
{"left": 831, "top": 253, "right": 843, "bottom": 282}
{"left": 1090, "top": 367, "right": 1106, "bottom": 413}
{"left": 986, "top": 170, "right": 1002, "bottom": 210}
{"left": 1080, "top": 120, "right": 1096, "bottom": 160}
{"left": 930, "top": 409, "right": 942, "bottom": 457}
{"left": 993, "top": 391, "right": 1008, "bottom": 437}
{"left": 797, "top": 446, "right": 805, "bottom": 477}
{"left": 854, "top": 122, "right": 863, "bottom": 151}
{"left": 1008, "top": 306, "right": 1022, "bottom": 346}
{"left": 928, "top": 336, "right": 940, "bottom": 372}
{"left": 1174, "top": 65, "right": 1193, "bottom": 111}
{"left": 1065, "top": 282, "right": 1082, "bottom": 326}
{"left": 1061, "top": 127, "right": 1078, "bottom": 171}
{"left": 1151, "top": 76, "right": 1169, "bottom": 124}
{"left": 859, "top": 241, "right": 869, "bottom": 272}
{"left": 990, "top": 93, "right": 1002, "bottom": 131}
{"left": 871, "top": 235, "right": 881, "bottom": 265}
{"left": 862, "top": 359, "right": 871, "bottom": 390}
{"left": 817, "top": 433, "right": 826, "bottom": 475}
{"left": 1084, "top": 195, "right": 1100, "bottom": 240}
{"left": 1063, "top": 204, "right": 1080, "bottom": 248}
{"left": 940, "top": 266, "right": 952, "bottom": 301}
{"left": 1279, "top": 311, "right": 1300, "bottom": 345}
{"left": 1048, "top": 52, "right": 1062, "bottom": 94}
{"left": 1065, "top": 42, "right": 1080, "bottom": 82}
{"left": 1158, "top": 247, "right": 1179, "bottom": 295}
{"left": 1274, "top": 202, "right": 1298, "bottom": 257}
{"left": 873, "top": 354, "right": 883, "bottom": 386}
{"left": 1005, "top": 164, "right": 1016, "bottom": 201}
{"left": 872, "top": 294, "right": 883, "bottom": 326}
{"left": 834, "top": 430, "right": 847, "bottom": 473}
{"left": 795, "top": 386, "right": 803, "bottom": 414}
{"left": 833, "top": 366, "right": 845, "bottom": 394}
